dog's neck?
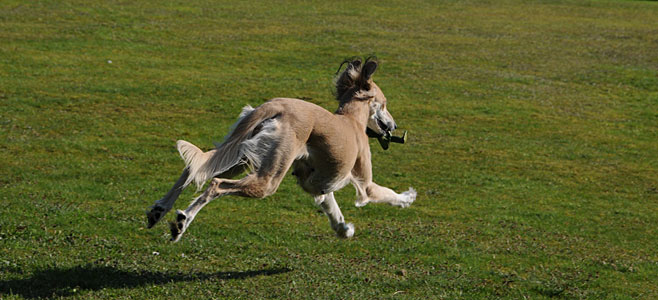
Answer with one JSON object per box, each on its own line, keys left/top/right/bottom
{"left": 335, "top": 99, "right": 370, "bottom": 131}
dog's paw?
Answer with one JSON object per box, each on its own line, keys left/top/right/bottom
{"left": 336, "top": 222, "right": 354, "bottom": 239}
{"left": 146, "top": 205, "right": 167, "bottom": 228}
{"left": 397, "top": 187, "right": 416, "bottom": 208}
{"left": 169, "top": 210, "right": 188, "bottom": 243}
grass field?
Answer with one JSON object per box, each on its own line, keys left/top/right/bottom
{"left": 1, "top": 0, "right": 657, "bottom": 298}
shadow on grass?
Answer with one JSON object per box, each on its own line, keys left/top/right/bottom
{"left": 0, "top": 264, "right": 291, "bottom": 298}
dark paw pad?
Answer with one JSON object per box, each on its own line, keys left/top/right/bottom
{"left": 169, "top": 222, "right": 180, "bottom": 240}
{"left": 177, "top": 213, "right": 186, "bottom": 222}
{"left": 147, "top": 206, "right": 166, "bottom": 228}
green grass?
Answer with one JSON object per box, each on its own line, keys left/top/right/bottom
{"left": 1, "top": 0, "right": 657, "bottom": 298}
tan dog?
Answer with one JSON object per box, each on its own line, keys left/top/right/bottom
{"left": 147, "top": 57, "right": 416, "bottom": 242}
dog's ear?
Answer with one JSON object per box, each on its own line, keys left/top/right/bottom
{"left": 362, "top": 60, "right": 378, "bottom": 81}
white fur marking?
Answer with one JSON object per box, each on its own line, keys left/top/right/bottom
{"left": 239, "top": 118, "right": 280, "bottom": 171}
{"left": 348, "top": 67, "right": 359, "bottom": 80}
{"left": 397, "top": 187, "right": 417, "bottom": 208}
{"left": 336, "top": 223, "right": 354, "bottom": 238}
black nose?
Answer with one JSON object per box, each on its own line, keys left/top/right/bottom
{"left": 388, "top": 122, "right": 397, "bottom": 131}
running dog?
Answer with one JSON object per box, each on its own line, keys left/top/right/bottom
{"left": 146, "top": 57, "right": 416, "bottom": 242}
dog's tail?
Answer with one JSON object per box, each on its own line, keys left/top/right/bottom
{"left": 176, "top": 105, "right": 280, "bottom": 190}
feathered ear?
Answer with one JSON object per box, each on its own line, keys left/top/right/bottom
{"left": 362, "top": 60, "right": 378, "bottom": 81}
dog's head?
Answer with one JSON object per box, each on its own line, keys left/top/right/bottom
{"left": 334, "top": 57, "right": 397, "bottom": 137}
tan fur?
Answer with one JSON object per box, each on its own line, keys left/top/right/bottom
{"left": 147, "top": 58, "right": 416, "bottom": 241}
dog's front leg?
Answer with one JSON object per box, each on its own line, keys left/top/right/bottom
{"left": 315, "top": 193, "right": 354, "bottom": 238}
{"left": 357, "top": 182, "right": 416, "bottom": 208}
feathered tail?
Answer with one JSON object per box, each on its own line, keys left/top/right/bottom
{"left": 176, "top": 105, "right": 281, "bottom": 190}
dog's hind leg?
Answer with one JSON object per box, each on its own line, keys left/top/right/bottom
{"left": 315, "top": 192, "right": 354, "bottom": 238}
{"left": 147, "top": 168, "right": 190, "bottom": 228}
{"left": 170, "top": 159, "right": 294, "bottom": 242}
{"left": 150, "top": 162, "right": 247, "bottom": 231}
{"left": 169, "top": 174, "right": 273, "bottom": 242}
{"left": 168, "top": 176, "right": 223, "bottom": 242}
{"left": 170, "top": 119, "right": 302, "bottom": 242}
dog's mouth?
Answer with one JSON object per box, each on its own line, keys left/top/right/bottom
{"left": 366, "top": 119, "right": 407, "bottom": 150}
{"left": 366, "top": 119, "right": 391, "bottom": 139}
{"left": 376, "top": 119, "right": 392, "bottom": 137}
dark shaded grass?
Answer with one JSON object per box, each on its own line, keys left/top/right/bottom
{"left": 0, "top": 265, "right": 291, "bottom": 299}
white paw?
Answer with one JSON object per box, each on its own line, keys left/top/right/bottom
{"left": 397, "top": 187, "right": 416, "bottom": 208}
{"left": 336, "top": 222, "right": 354, "bottom": 238}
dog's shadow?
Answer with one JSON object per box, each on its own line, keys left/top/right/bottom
{"left": 0, "top": 264, "right": 291, "bottom": 299}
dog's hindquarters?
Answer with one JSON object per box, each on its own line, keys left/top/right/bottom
{"left": 148, "top": 105, "right": 285, "bottom": 229}
{"left": 178, "top": 105, "right": 257, "bottom": 190}
{"left": 168, "top": 103, "right": 307, "bottom": 241}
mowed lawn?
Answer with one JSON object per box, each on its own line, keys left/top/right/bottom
{"left": 1, "top": 0, "right": 657, "bottom": 298}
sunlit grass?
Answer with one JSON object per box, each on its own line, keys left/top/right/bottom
{"left": 1, "top": 0, "right": 656, "bottom": 298}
